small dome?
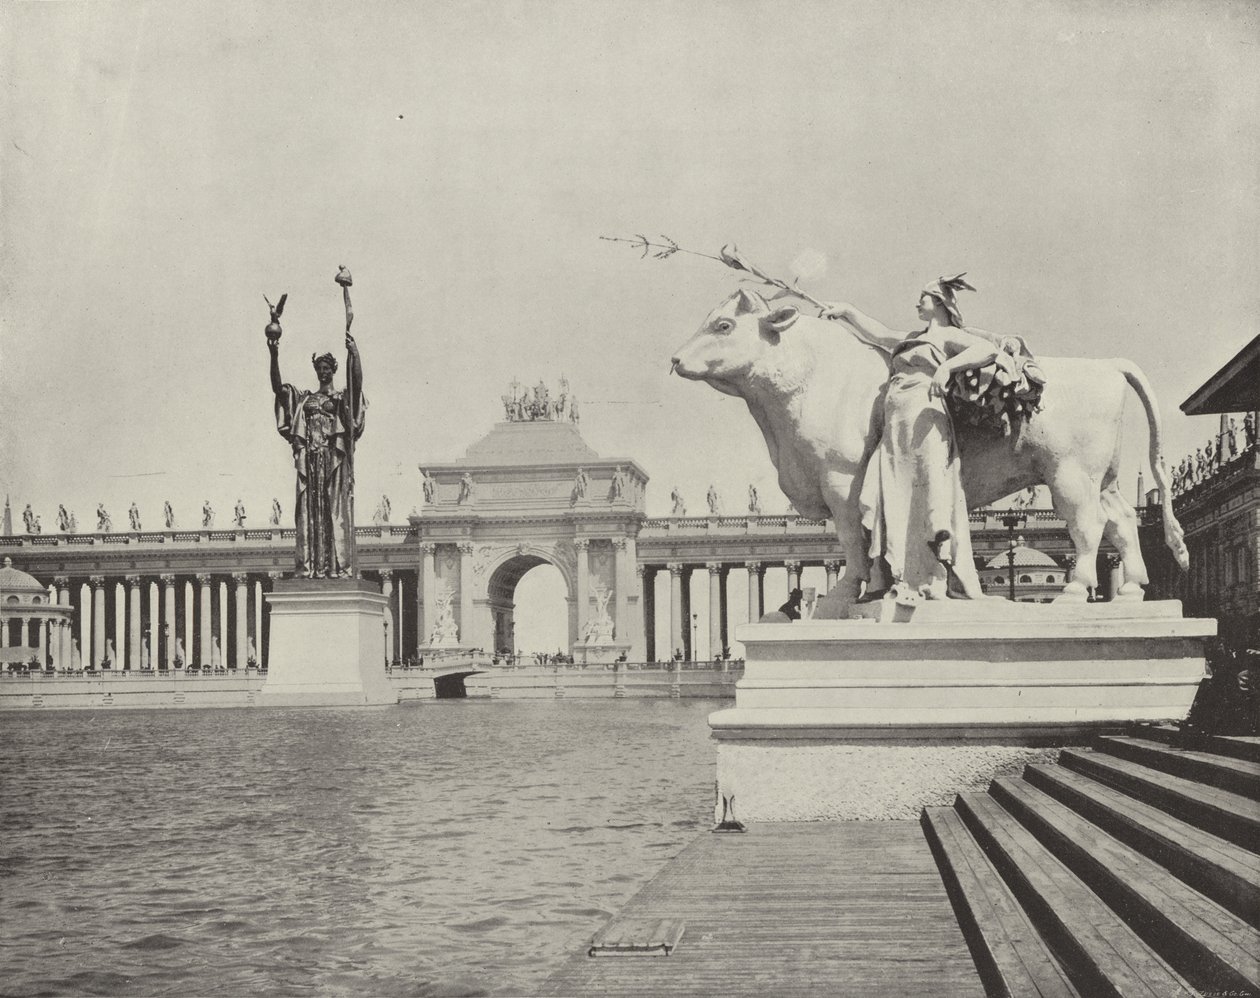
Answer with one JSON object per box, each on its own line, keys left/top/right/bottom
{"left": 984, "top": 542, "right": 1059, "bottom": 570}
{"left": 0, "top": 556, "right": 46, "bottom": 593}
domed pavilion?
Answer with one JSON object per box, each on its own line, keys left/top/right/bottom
{"left": 1, "top": 557, "right": 73, "bottom": 671}
{"left": 979, "top": 537, "right": 1067, "bottom": 603}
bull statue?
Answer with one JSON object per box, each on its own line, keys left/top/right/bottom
{"left": 670, "top": 289, "right": 1187, "bottom": 611}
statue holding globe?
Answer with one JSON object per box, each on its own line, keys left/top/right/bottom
{"left": 265, "top": 266, "right": 367, "bottom": 578}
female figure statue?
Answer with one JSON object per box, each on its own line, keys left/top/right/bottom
{"left": 826, "top": 276, "right": 1043, "bottom": 600}
{"left": 267, "top": 270, "right": 367, "bottom": 578}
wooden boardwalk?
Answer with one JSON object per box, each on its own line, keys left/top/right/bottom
{"left": 541, "top": 821, "right": 983, "bottom": 997}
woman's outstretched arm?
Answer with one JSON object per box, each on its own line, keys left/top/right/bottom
{"left": 820, "top": 302, "right": 905, "bottom": 355}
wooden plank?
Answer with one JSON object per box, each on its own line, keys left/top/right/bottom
{"left": 923, "top": 807, "right": 1079, "bottom": 998}
{"left": 541, "top": 822, "right": 982, "bottom": 998}
{"left": 1141, "top": 725, "right": 1260, "bottom": 764}
{"left": 1025, "top": 763, "right": 1260, "bottom": 928}
{"left": 957, "top": 792, "right": 1197, "bottom": 998}
{"left": 1060, "top": 749, "right": 1260, "bottom": 852}
{"left": 991, "top": 777, "right": 1260, "bottom": 994}
{"left": 1098, "top": 736, "right": 1260, "bottom": 800}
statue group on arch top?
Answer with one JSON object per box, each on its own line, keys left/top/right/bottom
{"left": 501, "top": 376, "right": 579, "bottom": 423}
{"left": 666, "top": 251, "right": 1188, "bottom": 611}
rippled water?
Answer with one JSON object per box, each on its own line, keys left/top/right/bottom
{"left": 0, "top": 700, "right": 721, "bottom": 997}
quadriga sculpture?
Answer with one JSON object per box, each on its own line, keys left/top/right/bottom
{"left": 670, "top": 289, "right": 1187, "bottom": 609}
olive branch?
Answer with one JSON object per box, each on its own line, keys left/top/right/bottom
{"left": 600, "top": 234, "right": 830, "bottom": 313}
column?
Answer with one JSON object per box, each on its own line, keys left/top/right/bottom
{"left": 419, "top": 543, "right": 435, "bottom": 646}
{"left": 233, "top": 573, "right": 249, "bottom": 670}
{"left": 162, "top": 575, "right": 177, "bottom": 669}
{"left": 218, "top": 579, "right": 229, "bottom": 668}
{"left": 37, "top": 615, "right": 47, "bottom": 668}
{"left": 681, "top": 568, "right": 693, "bottom": 660}
{"left": 613, "top": 538, "right": 630, "bottom": 645}
{"left": 91, "top": 576, "right": 105, "bottom": 669}
{"left": 54, "top": 577, "right": 70, "bottom": 669}
{"left": 719, "top": 568, "right": 729, "bottom": 657}
{"left": 668, "top": 563, "right": 683, "bottom": 660}
{"left": 128, "top": 576, "right": 142, "bottom": 670}
{"left": 197, "top": 574, "right": 212, "bottom": 667}
{"left": 380, "top": 570, "right": 394, "bottom": 665}
{"left": 19, "top": 617, "right": 29, "bottom": 659}
{"left": 254, "top": 578, "right": 264, "bottom": 667}
{"left": 113, "top": 579, "right": 126, "bottom": 668}
{"left": 824, "top": 560, "right": 841, "bottom": 594}
{"left": 148, "top": 579, "right": 160, "bottom": 668}
{"left": 80, "top": 581, "right": 92, "bottom": 668}
{"left": 745, "top": 562, "right": 762, "bottom": 622}
{"left": 785, "top": 560, "right": 801, "bottom": 593}
{"left": 706, "top": 563, "right": 722, "bottom": 662}
{"left": 638, "top": 565, "right": 654, "bottom": 662}
{"left": 393, "top": 575, "right": 404, "bottom": 660}
{"left": 0, "top": 613, "right": 6, "bottom": 647}
{"left": 455, "top": 542, "right": 474, "bottom": 647}
{"left": 183, "top": 579, "right": 195, "bottom": 667}
{"left": 574, "top": 539, "right": 590, "bottom": 647}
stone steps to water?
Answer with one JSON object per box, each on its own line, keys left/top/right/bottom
{"left": 1059, "top": 747, "right": 1260, "bottom": 852}
{"left": 924, "top": 731, "right": 1260, "bottom": 998}
{"left": 1095, "top": 735, "right": 1260, "bottom": 800}
{"left": 1023, "top": 763, "right": 1260, "bottom": 928}
{"left": 1143, "top": 723, "right": 1260, "bottom": 764}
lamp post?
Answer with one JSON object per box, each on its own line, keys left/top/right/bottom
{"left": 691, "top": 613, "right": 698, "bottom": 662}
{"left": 1000, "top": 512, "right": 1027, "bottom": 602}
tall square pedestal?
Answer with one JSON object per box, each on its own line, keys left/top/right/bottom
{"left": 259, "top": 580, "right": 395, "bottom": 707}
{"left": 710, "top": 600, "right": 1214, "bottom": 821}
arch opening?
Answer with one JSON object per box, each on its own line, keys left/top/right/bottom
{"left": 487, "top": 556, "right": 570, "bottom": 658}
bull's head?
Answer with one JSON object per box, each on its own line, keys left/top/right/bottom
{"left": 670, "top": 289, "right": 800, "bottom": 395}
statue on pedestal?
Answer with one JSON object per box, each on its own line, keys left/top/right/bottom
{"left": 57, "top": 505, "right": 70, "bottom": 532}
{"left": 670, "top": 486, "right": 686, "bottom": 516}
{"left": 671, "top": 276, "right": 1188, "bottom": 609}
{"left": 420, "top": 469, "right": 437, "bottom": 504}
{"left": 266, "top": 267, "right": 368, "bottom": 579}
{"left": 97, "top": 504, "right": 112, "bottom": 533}
{"left": 457, "top": 473, "right": 475, "bottom": 504}
{"left": 748, "top": 484, "right": 761, "bottom": 514}
{"left": 163, "top": 501, "right": 175, "bottom": 529}
{"left": 234, "top": 500, "right": 247, "bottom": 528}
{"left": 707, "top": 484, "right": 720, "bottom": 515}
{"left": 202, "top": 501, "right": 214, "bottom": 528}
{"left": 270, "top": 498, "right": 282, "bottom": 526}
{"left": 129, "top": 502, "right": 141, "bottom": 531}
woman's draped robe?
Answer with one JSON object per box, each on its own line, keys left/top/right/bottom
{"left": 275, "top": 384, "right": 367, "bottom": 578}
{"left": 859, "top": 337, "right": 985, "bottom": 600}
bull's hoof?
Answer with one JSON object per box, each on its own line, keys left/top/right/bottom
{"left": 1113, "top": 581, "right": 1147, "bottom": 602}
{"left": 1052, "top": 581, "right": 1090, "bottom": 604}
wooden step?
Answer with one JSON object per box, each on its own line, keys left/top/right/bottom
{"left": 1024, "top": 763, "right": 1260, "bottom": 929}
{"left": 990, "top": 778, "right": 1260, "bottom": 995}
{"left": 1140, "top": 724, "right": 1260, "bottom": 764}
{"left": 1059, "top": 748, "right": 1260, "bottom": 853}
{"left": 922, "top": 807, "right": 1080, "bottom": 998}
{"left": 1097, "top": 736, "right": 1260, "bottom": 800}
{"left": 956, "top": 792, "right": 1196, "bottom": 998}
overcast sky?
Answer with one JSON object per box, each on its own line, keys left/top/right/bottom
{"left": 2, "top": 0, "right": 1257, "bottom": 531}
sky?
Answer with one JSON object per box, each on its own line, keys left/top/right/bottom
{"left": 2, "top": 0, "right": 1257, "bottom": 538}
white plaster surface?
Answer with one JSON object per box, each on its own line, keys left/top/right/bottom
{"left": 259, "top": 583, "right": 395, "bottom": 706}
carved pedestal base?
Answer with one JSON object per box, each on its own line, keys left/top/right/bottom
{"left": 259, "top": 580, "right": 395, "bottom": 707}
{"left": 710, "top": 600, "right": 1213, "bottom": 821}
{"left": 576, "top": 642, "right": 630, "bottom": 665}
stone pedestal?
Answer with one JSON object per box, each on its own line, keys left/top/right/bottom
{"left": 259, "top": 579, "right": 395, "bottom": 707}
{"left": 576, "top": 642, "right": 630, "bottom": 665}
{"left": 710, "top": 600, "right": 1213, "bottom": 821}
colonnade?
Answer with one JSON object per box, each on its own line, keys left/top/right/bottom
{"left": 46, "top": 572, "right": 276, "bottom": 671}
{"left": 639, "top": 558, "right": 844, "bottom": 661}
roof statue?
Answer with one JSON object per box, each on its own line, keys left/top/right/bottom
{"left": 501, "top": 376, "right": 575, "bottom": 422}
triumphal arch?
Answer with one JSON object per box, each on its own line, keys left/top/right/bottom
{"left": 414, "top": 409, "right": 648, "bottom": 661}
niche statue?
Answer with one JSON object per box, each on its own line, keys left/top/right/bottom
{"left": 265, "top": 266, "right": 367, "bottom": 578}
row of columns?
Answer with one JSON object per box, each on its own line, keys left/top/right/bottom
{"left": 645, "top": 558, "right": 843, "bottom": 661}
{"left": 53, "top": 572, "right": 273, "bottom": 671}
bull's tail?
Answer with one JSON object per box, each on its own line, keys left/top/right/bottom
{"left": 1114, "top": 358, "right": 1189, "bottom": 570}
